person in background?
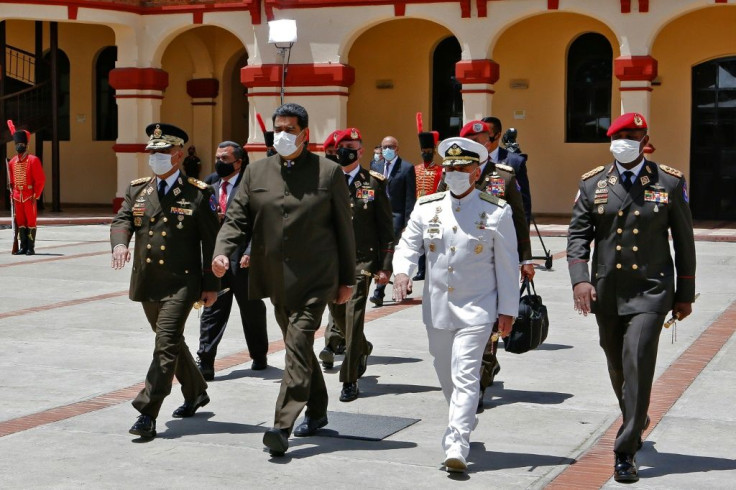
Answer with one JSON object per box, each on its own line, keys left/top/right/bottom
{"left": 182, "top": 145, "right": 201, "bottom": 180}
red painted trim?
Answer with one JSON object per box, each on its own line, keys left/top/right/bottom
{"left": 193, "top": 10, "right": 203, "bottom": 24}
{"left": 638, "top": 0, "right": 649, "bottom": 12}
{"left": 619, "top": 86, "right": 653, "bottom": 92}
{"left": 68, "top": 5, "right": 78, "bottom": 19}
{"left": 241, "top": 63, "right": 355, "bottom": 88}
{"left": 715, "top": 0, "right": 728, "bottom": 3}
{"left": 614, "top": 56, "right": 657, "bottom": 82}
{"left": 455, "top": 59, "right": 500, "bottom": 85}
{"left": 186, "top": 78, "right": 219, "bottom": 98}
{"left": 112, "top": 143, "right": 147, "bottom": 153}
{"left": 394, "top": 2, "right": 405, "bottom": 15}
{"left": 109, "top": 68, "right": 169, "bottom": 91}
{"left": 621, "top": 0, "right": 631, "bottom": 13}
{"left": 263, "top": 0, "right": 470, "bottom": 21}
{"left": 114, "top": 94, "right": 165, "bottom": 100}
{"left": 460, "top": 89, "right": 495, "bottom": 95}
{"left": 248, "top": 90, "right": 348, "bottom": 97}
{"left": 477, "top": 0, "right": 488, "bottom": 17}
{"left": 548, "top": 0, "right": 559, "bottom": 9}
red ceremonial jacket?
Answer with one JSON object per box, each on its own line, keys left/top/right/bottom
{"left": 9, "top": 154, "right": 45, "bottom": 202}
{"left": 414, "top": 162, "right": 443, "bottom": 198}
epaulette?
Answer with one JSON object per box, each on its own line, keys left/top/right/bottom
{"left": 581, "top": 166, "right": 605, "bottom": 180}
{"left": 130, "top": 177, "right": 151, "bottom": 186}
{"left": 495, "top": 163, "right": 515, "bottom": 174}
{"left": 480, "top": 192, "right": 507, "bottom": 207}
{"left": 418, "top": 192, "right": 446, "bottom": 205}
{"left": 369, "top": 170, "right": 386, "bottom": 182}
{"left": 188, "top": 177, "right": 209, "bottom": 190}
{"left": 659, "top": 164, "right": 683, "bottom": 178}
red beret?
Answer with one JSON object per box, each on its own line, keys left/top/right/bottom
{"left": 607, "top": 112, "right": 647, "bottom": 137}
{"left": 459, "top": 120, "right": 490, "bottom": 138}
{"left": 323, "top": 130, "right": 340, "bottom": 150}
{"left": 335, "top": 127, "right": 362, "bottom": 145}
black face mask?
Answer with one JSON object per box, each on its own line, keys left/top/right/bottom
{"left": 325, "top": 154, "right": 339, "bottom": 163}
{"left": 215, "top": 159, "right": 237, "bottom": 178}
{"left": 421, "top": 151, "right": 434, "bottom": 163}
{"left": 266, "top": 148, "right": 277, "bottom": 157}
{"left": 15, "top": 144, "right": 26, "bottom": 154}
{"left": 337, "top": 147, "right": 359, "bottom": 167}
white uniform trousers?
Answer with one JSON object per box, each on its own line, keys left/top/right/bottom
{"left": 426, "top": 323, "right": 492, "bottom": 459}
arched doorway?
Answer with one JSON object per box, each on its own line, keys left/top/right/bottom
{"left": 690, "top": 57, "right": 736, "bottom": 220}
{"left": 432, "top": 36, "right": 462, "bottom": 139}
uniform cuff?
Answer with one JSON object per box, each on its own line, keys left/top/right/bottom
{"left": 568, "top": 260, "right": 590, "bottom": 287}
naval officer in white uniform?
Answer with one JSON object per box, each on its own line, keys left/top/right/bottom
{"left": 392, "top": 137, "right": 519, "bottom": 473}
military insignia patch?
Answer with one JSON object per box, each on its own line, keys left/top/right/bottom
{"left": 429, "top": 242, "right": 436, "bottom": 252}
{"left": 495, "top": 163, "right": 514, "bottom": 173}
{"left": 640, "top": 176, "right": 650, "bottom": 186}
{"left": 598, "top": 205, "right": 605, "bottom": 214}
{"left": 134, "top": 217, "right": 142, "bottom": 227}
{"left": 644, "top": 190, "right": 669, "bottom": 204}
{"left": 418, "top": 192, "right": 445, "bottom": 205}
{"left": 173, "top": 187, "right": 181, "bottom": 196}
{"left": 153, "top": 124, "right": 163, "bottom": 138}
{"left": 582, "top": 166, "right": 605, "bottom": 180}
{"left": 597, "top": 180, "right": 607, "bottom": 189}
{"left": 608, "top": 176, "right": 618, "bottom": 185}
{"left": 487, "top": 177, "right": 505, "bottom": 197}
{"left": 659, "top": 164, "right": 683, "bottom": 178}
{"left": 634, "top": 114, "right": 644, "bottom": 127}
{"left": 369, "top": 170, "right": 386, "bottom": 181}
{"left": 131, "top": 177, "right": 151, "bottom": 186}
{"left": 474, "top": 243, "right": 483, "bottom": 254}
{"left": 682, "top": 180, "right": 689, "bottom": 203}
{"left": 209, "top": 194, "right": 217, "bottom": 211}
{"left": 188, "top": 177, "right": 209, "bottom": 190}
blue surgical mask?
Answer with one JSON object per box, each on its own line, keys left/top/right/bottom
{"left": 382, "top": 148, "right": 396, "bottom": 161}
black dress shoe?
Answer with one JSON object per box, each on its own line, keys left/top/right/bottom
{"left": 476, "top": 388, "right": 486, "bottom": 414}
{"left": 412, "top": 273, "right": 425, "bottom": 281}
{"left": 319, "top": 346, "right": 335, "bottom": 369}
{"left": 614, "top": 453, "right": 639, "bottom": 483}
{"left": 340, "top": 382, "right": 359, "bottom": 402}
{"left": 488, "top": 360, "right": 501, "bottom": 386}
{"left": 129, "top": 414, "right": 156, "bottom": 438}
{"left": 251, "top": 359, "right": 268, "bottom": 371}
{"left": 293, "top": 415, "right": 328, "bottom": 437}
{"left": 335, "top": 343, "right": 346, "bottom": 356}
{"left": 172, "top": 392, "right": 210, "bottom": 418}
{"left": 197, "top": 358, "right": 215, "bottom": 381}
{"left": 358, "top": 341, "right": 373, "bottom": 378}
{"left": 263, "top": 428, "right": 289, "bottom": 456}
{"left": 369, "top": 295, "right": 383, "bottom": 307}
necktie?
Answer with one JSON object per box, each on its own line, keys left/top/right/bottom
{"left": 158, "top": 179, "right": 167, "bottom": 199}
{"left": 384, "top": 162, "right": 390, "bottom": 178}
{"left": 219, "top": 180, "right": 229, "bottom": 212}
{"left": 622, "top": 171, "right": 634, "bottom": 191}
{"left": 344, "top": 173, "right": 351, "bottom": 187}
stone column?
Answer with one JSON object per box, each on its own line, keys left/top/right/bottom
{"left": 614, "top": 55, "right": 658, "bottom": 118}
{"left": 455, "top": 60, "right": 500, "bottom": 122}
{"left": 187, "top": 78, "right": 219, "bottom": 177}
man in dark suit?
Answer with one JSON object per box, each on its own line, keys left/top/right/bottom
{"left": 110, "top": 123, "right": 219, "bottom": 439}
{"left": 196, "top": 141, "right": 268, "bottom": 381}
{"left": 482, "top": 116, "right": 532, "bottom": 222}
{"left": 212, "top": 103, "right": 356, "bottom": 457}
{"left": 438, "top": 121, "right": 534, "bottom": 404}
{"left": 369, "top": 135, "right": 416, "bottom": 306}
{"left": 567, "top": 112, "right": 696, "bottom": 483}
{"left": 319, "top": 128, "right": 394, "bottom": 402}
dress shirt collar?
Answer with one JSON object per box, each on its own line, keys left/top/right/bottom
{"left": 156, "top": 171, "right": 180, "bottom": 195}
{"left": 615, "top": 159, "right": 646, "bottom": 180}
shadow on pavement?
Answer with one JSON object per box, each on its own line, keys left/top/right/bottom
{"left": 357, "top": 375, "right": 441, "bottom": 398}
{"left": 467, "top": 441, "right": 576, "bottom": 473}
{"left": 160, "top": 413, "right": 267, "bottom": 439}
{"left": 267, "top": 437, "right": 418, "bottom": 462}
{"left": 216, "top": 366, "right": 284, "bottom": 382}
{"left": 638, "top": 441, "right": 736, "bottom": 478}
{"left": 533, "top": 343, "right": 574, "bottom": 351}
{"left": 485, "top": 383, "right": 573, "bottom": 408}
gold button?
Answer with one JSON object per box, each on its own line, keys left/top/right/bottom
{"left": 150, "top": 217, "right": 155, "bottom": 223}
{"left": 633, "top": 246, "right": 639, "bottom": 252}
{"left": 162, "top": 231, "right": 167, "bottom": 237}
{"left": 159, "top": 259, "right": 164, "bottom": 265}
{"left": 163, "top": 217, "right": 168, "bottom": 223}
{"left": 660, "top": 272, "right": 664, "bottom": 277}
{"left": 448, "top": 286, "right": 454, "bottom": 292}
{"left": 448, "top": 266, "right": 453, "bottom": 272}
{"left": 617, "top": 228, "right": 622, "bottom": 234}
{"left": 185, "top": 270, "right": 189, "bottom": 274}
{"left": 632, "top": 264, "right": 638, "bottom": 270}
{"left": 146, "top": 258, "right": 151, "bottom": 263}
{"left": 616, "top": 245, "right": 622, "bottom": 251}
{"left": 616, "top": 263, "right": 622, "bottom": 269}
{"left": 450, "top": 246, "right": 456, "bottom": 252}
{"left": 633, "top": 228, "right": 639, "bottom": 234}
{"left": 160, "top": 245, "right": 166, "bottom": 251}
{"left": 618, "top": 211, "right": 623, "bottom": 216}
{"left": 147, "top": 244, "right": 152, "bottom": 250}
{"left": 634, "top": 210, "right": 640, "bottom": 216}
{"left": 148, "top": 231, "right": 154, "bottom": 236}
{"left": 453, "top": 226, "right": 457, "bottom": 232}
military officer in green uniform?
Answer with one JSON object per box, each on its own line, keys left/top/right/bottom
{"left": 111, "top": 123, "right": 220, "bottom": 439}
{"left": 438, "top": 120, "right": 533, "bottom": 407}
{"left": 567, "top": 112, "right": 696, "bottom": 483}
{"left": 318, "top": 127, "right": 394, "bottom": 402}
{"left": 212, "top": 103, "right": 356, "bottom": 457}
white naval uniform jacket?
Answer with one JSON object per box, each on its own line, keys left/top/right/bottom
{"left": 393, "top": 189, "right": 520, "bottom": 330}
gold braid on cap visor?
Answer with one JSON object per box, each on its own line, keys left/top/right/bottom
{"left": 146, "top": 134, "right": 184, "bottom": 149}
{"left": 442, "top": 155, "right": 479, "bottom": 166}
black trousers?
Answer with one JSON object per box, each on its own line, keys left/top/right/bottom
{"left": 133, "top": 298, "right": 207, "bottom": 419}
{"left": 326, "top": 275, "right": 371, "bottom": 382}
{"left": 197, "top": 265, "right": 268, "bottom": 366}
{"left": 596, "top": 312, "right": 666, "bottom": 455}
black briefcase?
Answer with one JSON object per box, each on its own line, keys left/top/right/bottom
{"left": 503, "top": 278, "right": 549, "bottom": 354}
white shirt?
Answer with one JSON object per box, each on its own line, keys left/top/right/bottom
{"left": 156, "top": 171, "right": 180, "bottom": 196}
{"left": 393, "top": 190, "right": 520, "bottom": 330}
{"left": 615, "top": 159, "right": 646, "bottom": 182}
{"left": 343, "top": 165, "right": 361, "bottom": 186}
{"left": 383, "top": 156, "right": 398, "bottom": 178}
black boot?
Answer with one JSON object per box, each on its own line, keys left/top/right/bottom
{"left": 26, "top": 228, "right": 36, "bottom": 255}
{"left": 14, "top": 227, "right": 28, "bottom": 255}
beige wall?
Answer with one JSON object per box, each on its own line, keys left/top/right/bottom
{"left": 651, "top": 5, "right": 736, "bottom": 184}
{"left": 492, "top": 13, "right": 620, "bottom": 216}
{"left": 346, "top": 19, "right": 452, "bottom": 166}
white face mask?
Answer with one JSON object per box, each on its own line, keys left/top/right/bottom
{"left": 444, "top": 170, "right": 473, "bottom": 196}
{"left": 610, "top": 139, "right": 642, "bottom": 164}
{"left": 149, "top": 152, "right": 173, "bottom": 175}
{"left": 273, "top": 130, "right": 302, "bottom": 157}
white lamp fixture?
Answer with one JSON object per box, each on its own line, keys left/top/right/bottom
{"left": 268, "top": 19, "right": 297, "bottom": 105}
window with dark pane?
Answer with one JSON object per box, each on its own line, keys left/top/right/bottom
{"left": 95, "top": 46, "right": 117, "bottom": 141}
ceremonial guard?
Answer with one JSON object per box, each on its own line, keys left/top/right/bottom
{"left": 319, "top": 128, "right": 394, "bottom": 402}
{"left": 322, "top": 130, "right": 341, "bottom": 163}
{"left": 7, "top": 120, "right": 45, "bottom": 255}
{"left": 111, "top": 123, "right": 219, "bottom": 439}
{"left": 567, "top": 113, "right": 696, "bottom": 483}
{"left": 393, "top": 137, "right": 519, "bottom": 473}
{"left": 439, "top": 120, "right": 533, "bottom": 405}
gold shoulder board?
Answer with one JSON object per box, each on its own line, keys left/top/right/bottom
{"left": 188, "top": 177, "right": 209, "bottom": 190}
{"left": 480, "top": 192, "right": 506, "bottom": 207}
{"left": 130, "top": 177, "right": 151, "bottom": 185}
{"left": 418, "top": 192, "right": 446, "bottom": 205}
{"left": 495, "top": 163, "right": 515, "bottom": 174}
{"left": 581, "top": 166, "right": 605, "bottom": 180}
{"left": 369, "top": 170, "right": 386, "bottom": 181}
{"left": 659, "top": 164, "right": 683, "bottom": 178}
